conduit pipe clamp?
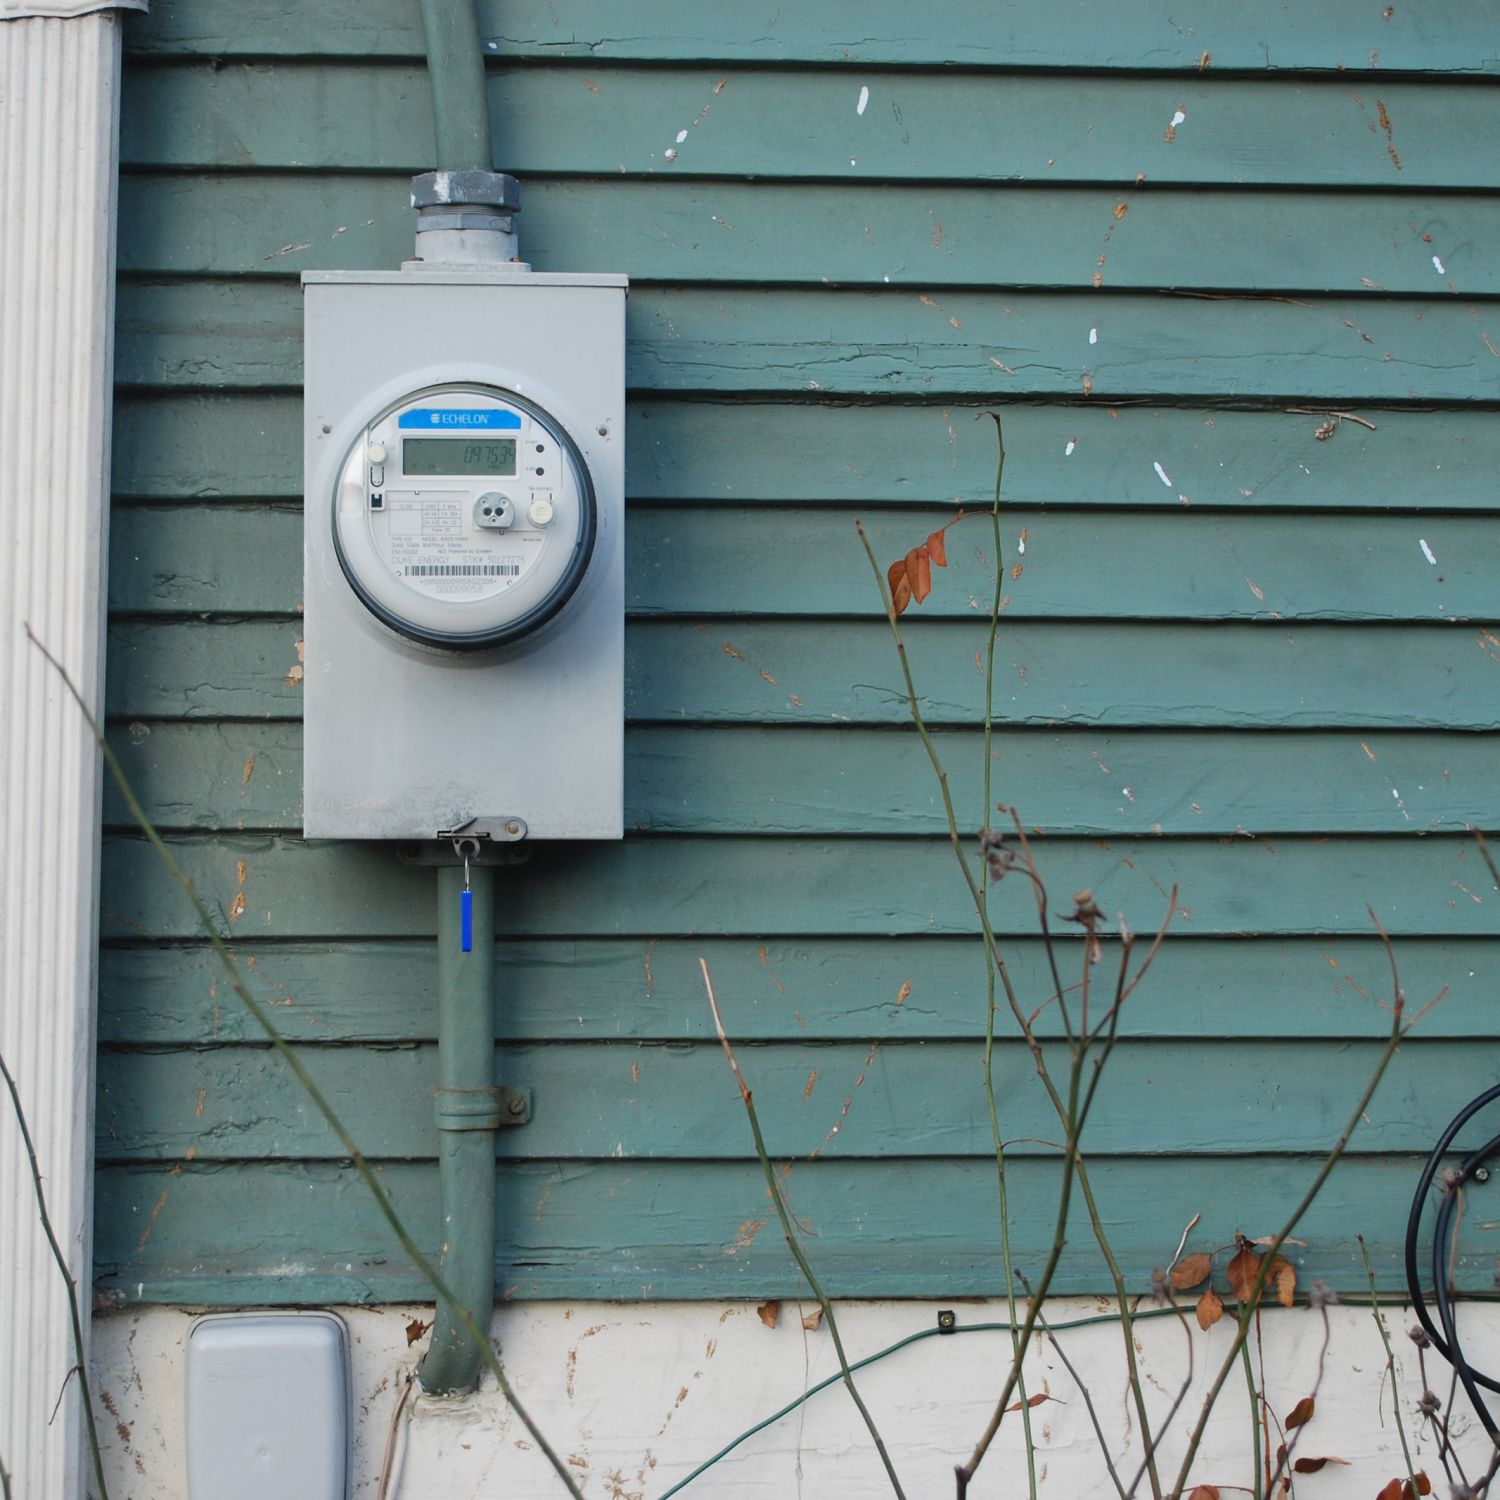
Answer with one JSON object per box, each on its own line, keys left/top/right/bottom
{"left": 434, "top": 1085, "right": 529, "bottom": 1131}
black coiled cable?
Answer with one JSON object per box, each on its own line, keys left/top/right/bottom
{"left": 1405, "top": 1082, "right": 1500, "bottom": 1439}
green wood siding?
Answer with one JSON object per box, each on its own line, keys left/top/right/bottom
{"left": 100, "top": 3, "right": 1500, "bottom": 1307}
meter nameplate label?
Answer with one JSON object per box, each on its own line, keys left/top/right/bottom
{"left": 398, "top": 408, "right": 522, "bottom": 430}
{"left": 381, "top": 491, "right": 540, "bottom": 601}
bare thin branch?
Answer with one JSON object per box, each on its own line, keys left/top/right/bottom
{"left": 0, "top": 1049, "right": 109, "bottom": 1500}
{"left": 1358, "top": 1235, "right": 1419, "bottom": 1494}
{"left": 1472, "top": 827, "right": 1500, "bottom": 894}
{"left": 376, "top": 1370, "right": 416, "bottom": 1500}
{"left": 1017, "top": 1271, "right": 1127, "bottom": 1500}
{"left": 702, "top": 960, "right": 908, "bottom": 1500}
{"left": 1124, "top": 1296, "right": 1195, "bottom": 1499}
{"left": 1283, "top": 407, "right": 1378, "bottom": 431}
{"left": 1169, "top": 1215, "right": 1202, "bottom": 1271}
{"left": 27, "top": 626, "right": 584, "bottom": 1500}
{"left": 1169, "top": 915, "right": 1412, "bottom": 1498}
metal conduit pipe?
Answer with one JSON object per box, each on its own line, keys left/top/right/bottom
{"left": 417, "top": 862, "right": 499, "bottom": 1393}
{"left": 412, "top": 0, "right": 506, "bottom": 1398}
{"left": 417, "top": 0, "right": 492, "bottom": 172}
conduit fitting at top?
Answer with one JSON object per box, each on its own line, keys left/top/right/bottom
{"left": 409, "top": 170, "right": 526, "bottom": 269}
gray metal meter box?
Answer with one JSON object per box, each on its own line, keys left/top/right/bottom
{"left": 185, "top": 1311, "right": 350, "bottom": 1500}
{"left": 302, "top": 270, "right": 626, "bottom": 841}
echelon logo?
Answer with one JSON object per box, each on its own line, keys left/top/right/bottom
{"left": 398, "top": 407, "right": 521, "bottom": 430}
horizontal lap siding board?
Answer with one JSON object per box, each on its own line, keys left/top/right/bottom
{"left": 102, "top": 4, "right": 1500, "bottom": 1305}
{"left": 118, "top": 176, "right": 1500, "bottom": 296}
{"left": 98, "top": 834, "right": 1499, "bottom": 941}
{"left": 113, "top": 396, "right": 1500, "bottom": 510}
{"left": 104, "top": 619, "right": 1500, "bottom": 727}
{"left": 96, "top": 1156, "right": 1458, "bottom": 1306}
{"left": 100, "top": 724, "right": 1500, "bottom": 835}
{"left": 97, "top": 936, "right": 1500, "bottom": 1045}
{"left": 109, "top": 505, "right": 1500, "bottom": 618}
{"left": 94, "top": 1039, "right": 1500, "bottom": 1161}
{"left": 119, "top": 66, "right": 1500, "bottom": 187}
{"left": 126, "top": 2, "right": 1500, "bottom": 74}
{"left": 114, "top": 280, "right": 1500, "bottom": 401}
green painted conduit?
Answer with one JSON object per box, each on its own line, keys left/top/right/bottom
{"left": 417, "top": 863, "right": 499, "bottom": 1393}
{"left": 411, "top": 0, "right": 501, "bottom": 1398}
{"left": 417, "top": 0, "right": 493, "bottom": 172}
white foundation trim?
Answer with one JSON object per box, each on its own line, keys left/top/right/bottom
{"left": 94, "top": 1299, "right": 1500, "bottom": 1500}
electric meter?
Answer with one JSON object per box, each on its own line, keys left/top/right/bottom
{"left": 332, "top": 384, "right": 595, "bottom": 649}
{"left": 302, "top": 270, "right": 626, "bottom": 843}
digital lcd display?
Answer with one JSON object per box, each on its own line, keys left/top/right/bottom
{"left": 402, "top": 438, "right": 518, "bottom": 476}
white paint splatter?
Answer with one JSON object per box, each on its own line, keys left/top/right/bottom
{"left": 857, "top": 85, "right": 870, "bottom": 116}
{"left": 1017, "top": 535, "right": 1027, "bottom": 555}
{"left": 1089, "top": 327, "right": 1098, "bottom": 345}
{"left": 1153, "top": 461, "right": 1172, "bottom": 487}
{"left": 850, "top": 157, "right": 858, "bottom": 166}
{"left": 1419, "top": 538, "right": 1437, "bottom": 564}
{"left": 1170, "top": 109, "right": 1187, "bottom": 128}
{"left": 676, "top": 129, "right": 688, "bottom": 143}
{"left": 1064, "top": 439, "right": 1076, "bottom": 457}
{"left": 1432, "top": 255, "right": 1446, "bottom": 275}
{"left": 664, "top": 148, "right": 678, "bottom": 162}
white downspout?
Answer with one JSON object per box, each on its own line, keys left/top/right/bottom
{"left": 0, "top": 3, "right": 140, "bottom": 1495}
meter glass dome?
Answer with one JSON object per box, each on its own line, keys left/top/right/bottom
{"left": 331, "top": 383, "right": 597, "bottom": 649}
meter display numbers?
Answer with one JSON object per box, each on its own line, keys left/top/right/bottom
{"left": 403, "top": 437, "right": 518, "bottom": 476}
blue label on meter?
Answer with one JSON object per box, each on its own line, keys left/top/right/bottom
{"left": 398, "top": 408, "right": 521, "bottom": 430}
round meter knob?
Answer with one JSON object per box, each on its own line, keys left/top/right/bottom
{"left": 330, "top": 383, "right": 596, "bottom": 649}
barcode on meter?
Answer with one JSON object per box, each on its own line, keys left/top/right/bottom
{"left": 406, "top": 563, "right": 521, "bottom": 577}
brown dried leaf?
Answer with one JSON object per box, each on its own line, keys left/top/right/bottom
{"left": 906, "top": 545, "right": 933, "bottom": 605}
{"left": 1188, "top": 1487, "right": 1220, "bottom": 1500}
{"left": 887, "top": 558, "right": 911, "bottom": 617}
{"left": 1172, "top": 1252, "right": 1212, "bottom": 1290}
{"left": 1195, "top": 1287, "right": 1224, "bottom": 1330}
{"left": 1005, "top": 1392, "right": 1053, "bottom": 1412}
{"left": 1267, "top": 1252, "right": 1296, "bottom": 1308}
{"left": 926, "top": 528, "right": 948, "bottom": 568}
{"left": 801, "top": 1307, "right": 823, "bottom": 1332}
{"left": 1375, "top": 1480, "right": 1405, "bottom": 1500}
{"left": 1285, "top": 1395, "right": 1315, "bottom": 1430}
{"left": 405, "top": 1317, "right": 431, "bottom": 1346}
{"left": 1293, "top": 1456, "right": 1348, "bottom": 1474}
{"left": 1227, "top": 1241, "right": 1261, "bottom": 1303}
{"left": 756, "top": 1299, "right": 780, "bottom": 1329}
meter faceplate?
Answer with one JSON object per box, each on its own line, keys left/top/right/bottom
{"left": 332, "top": 384, "right": 595, "bottom": 649}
